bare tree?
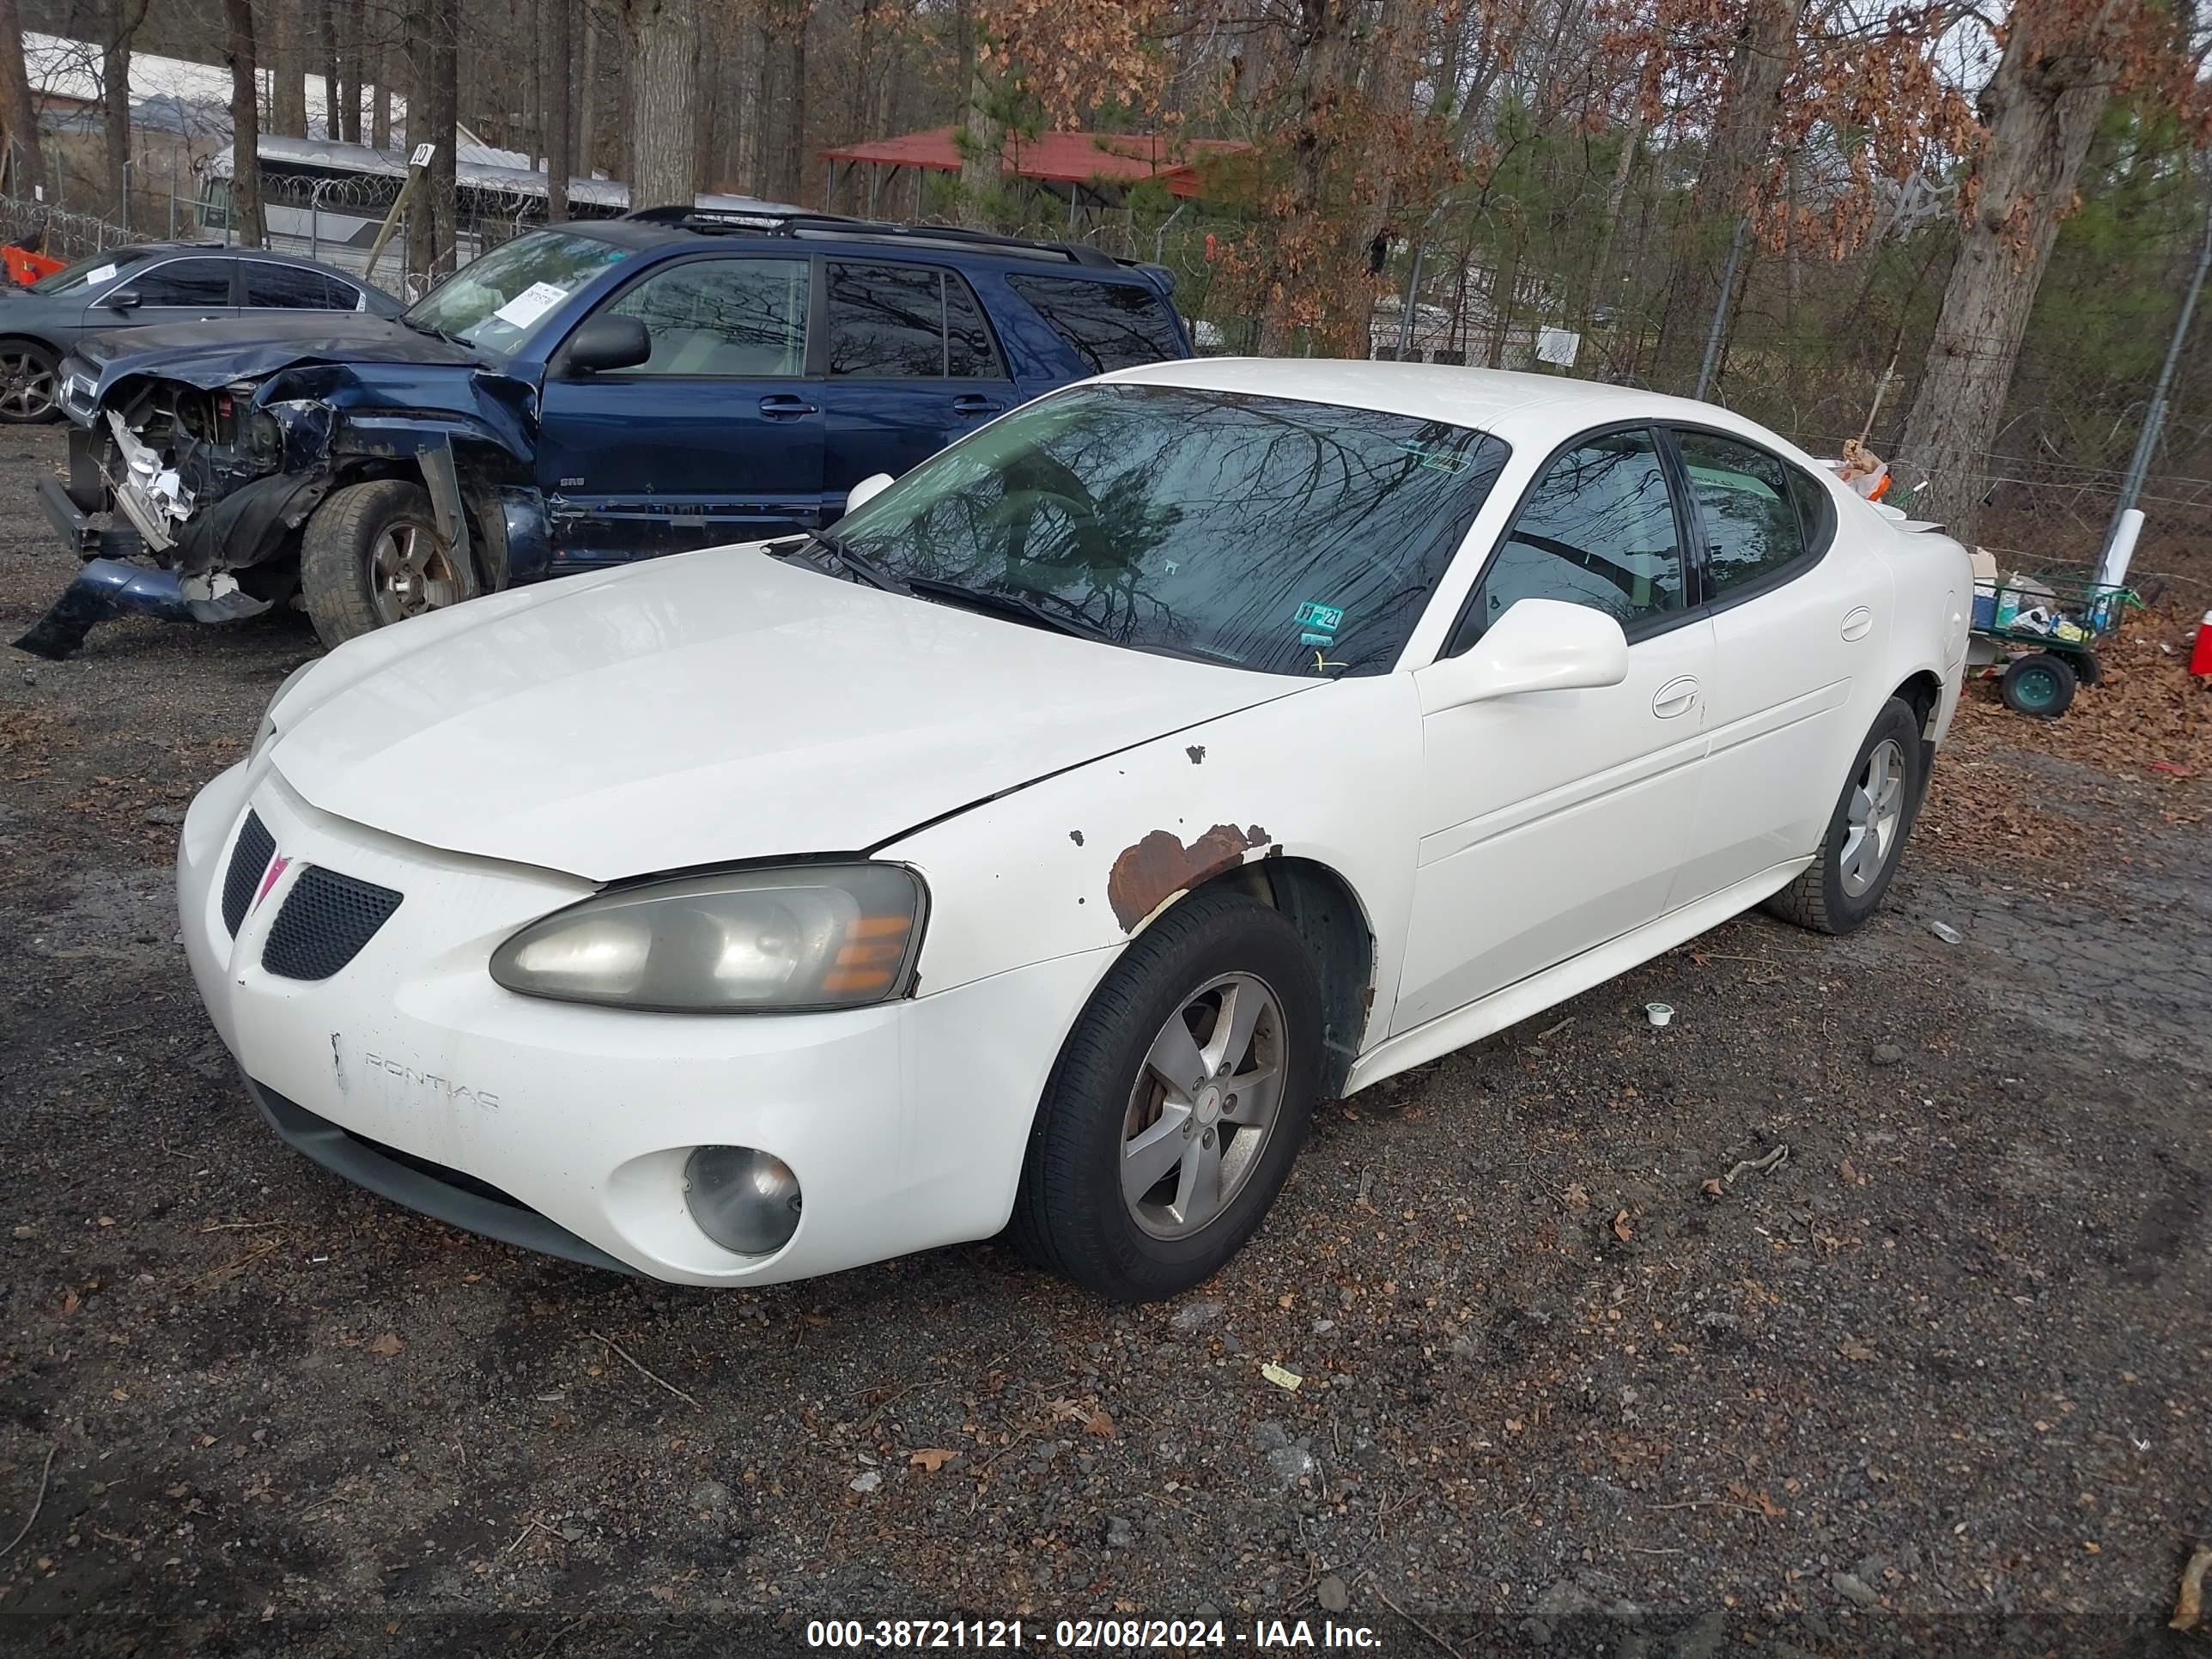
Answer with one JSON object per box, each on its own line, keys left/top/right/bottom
{"left": 0, "top": 0, "right": 46, "bottom": 195}
{"left": 104, "top": 0, "right": 151, "bottom": 217}
{"left": 272, "top": 0, "right": 312, "bottom": 138}
{"left": 627, "top": 0, "right": 701, "bottom": 210}
{"left": 758, "top": 0, "right": 806, "bottom": 205}
{"left": 225, "top": 0, "right": 267, "bottom": 245}
{"left": 546, "top": 0, "right": 571, "bottom": 217}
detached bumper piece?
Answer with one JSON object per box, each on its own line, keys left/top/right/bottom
{"left": 11, "top": 557, "right": 272, "bottom": 661}
{"left": 242, "top": 1077, "right": 629, "bottom": 1275}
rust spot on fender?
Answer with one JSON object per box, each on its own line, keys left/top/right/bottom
{"left": 1106, "top": 823, "right": 1269, "bottom": 932}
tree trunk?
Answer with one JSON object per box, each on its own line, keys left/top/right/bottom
{"left": 1258, "top": 0, "right": 1356, "bottom": 354}
{"left": 757, "top": 0, "right": 805, "bottom": 206}
{"left": 404, "top": 0, "right": 433, "bottom": 281}
{"left": 340, "top": 0, "right": 365, "bottom": 143}
{"left": 545, "top": 0, "right": 570, "bottom": 217}
{"left": 103, "top": 0, "right": 141, "bottom": 218}
{"left": 625, "top": 0, "right": 699, "bottom": 210}
{"left": 318, "top": 0, "right": 340, "bottom": 137}
{"left": 1895, "top": 1, "right": 2127, "bottom": 541}
{"left": 224, "top": 0, "right": 265, "bottom": 246}
{"left": 1647, "top": 0, "right": 1808, "bottom": 393}
{"left": 370, "top": 44, "right": 389, "bottom": 148}
{"left": 576, "top": 9, "right": 599, "bottom": 179}
{"left": 428, "top": 0, "right": 458, "bottom": 270}
{"left": 271, "top": 0, "right": 309, "bottom": 137}
{"left": 0, "top": 0, "right": 46, "bottom": 193}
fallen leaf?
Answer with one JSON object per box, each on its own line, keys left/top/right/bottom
{"left": 367, "top": 1332, "right": 404, "bottom": 1358}
{"left": 1700, "top": 1178, "right": 1726, "bottom": 1199}
{"left": 1611, "top": 1209, "right": 1633, "bottom": 1243}
{"left": 1562, "top": 1182, "right": 1590, "bottom": 1210}
{"left": 60, "top": 1288, "right": 80, "bottom": 1316}
{"left": 1839, "top": 1158, "right": 1866, "bottom": 1186}
{"left": 908, "top": 1448, "right": 958, "bottom": 1472}
{"left": 1838, "top": 1339, "right": 1876, "bottom": 1362}
{"left": 1082, "top": 1409, "right": 1116, "bottom": 1439}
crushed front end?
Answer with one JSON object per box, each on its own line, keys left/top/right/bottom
{"left": 15, "top": 368, "right": 341, "bottom": 661}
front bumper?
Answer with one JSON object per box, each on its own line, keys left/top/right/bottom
{"left": 178, "top": 760, "right": 1107, "bottom": 1285}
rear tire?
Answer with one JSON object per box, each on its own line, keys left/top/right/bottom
{"left": 2000, "top": 651, "right": 2077, "bottom": 717}
{"left": 300, "top": 478, "right": 477, "bottom": 647}
{"left": 1765, "top": 697, "right": 1925, "bottom": 937}
{"left": 1010, "top": 888, "right": 1324, "bottom": 1302}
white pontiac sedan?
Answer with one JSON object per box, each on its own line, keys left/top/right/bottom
{"left": 178, "top": 362, "right": 1972, "bottom": 1300}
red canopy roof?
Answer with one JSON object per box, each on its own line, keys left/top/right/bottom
{"left": 820, "top": 127, "right": 1244, "bottom": 199}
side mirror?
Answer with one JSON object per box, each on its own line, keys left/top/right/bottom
{"left": 562, "top": 314, "right": 651, "bottom": 375}
{"left": 101, "top": 288, "right": 140, "bottom": 311}
{"left": 1417, "top": 598, "right": 1630, "bottom": 714}
{"left": 841, "top": 472, "right": 896, "bottom": 518}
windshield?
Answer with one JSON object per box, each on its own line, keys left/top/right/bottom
{"left": 401, "top": 230, "right": 628, "bottom": 352}
{"left": 26, "top": 247, "right": 155, "bottom": 296}
{"left": 830, "top": 383, "right": 1510, "bottom": 677}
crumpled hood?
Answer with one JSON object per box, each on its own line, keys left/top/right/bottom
{"left": 76, "top": 314, "right": 483, "bottom": 397}
{"left": 270, "top": 549, "right": 1305, "bottom": 881}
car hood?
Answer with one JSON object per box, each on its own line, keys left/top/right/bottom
{"left": 73, "top": 314, "right": 484, "bottom": 394}
{"left": 269, "top": 549, "right": 1306, "bottom": 882}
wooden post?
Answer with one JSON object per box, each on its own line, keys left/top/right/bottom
{"left": 364, "top": 141, "right": 434, "bottom": 282}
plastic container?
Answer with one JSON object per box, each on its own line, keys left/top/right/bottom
{"left": 1645, "top": 1002, "right": 1674, "bottom": 1029}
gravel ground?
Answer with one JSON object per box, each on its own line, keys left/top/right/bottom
{"left": 1, "top": 427, "right": 2207, "bottom": 1658}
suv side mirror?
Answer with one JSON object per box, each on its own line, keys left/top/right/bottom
{"left": 100, "top": 288, "right": 140, "bottom": 311}
{"left": 841, "top": 473, "right": 896, "bottom": 518}
{"left": 563, "top": 314, "right": 651, "bottom": 375}
{"left": 1416, "top": 598, "right": 1630, "bottom": 714}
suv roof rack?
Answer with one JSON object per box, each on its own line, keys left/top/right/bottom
{"left": 620, "top": 205, "right": 1118, "bottom": 270}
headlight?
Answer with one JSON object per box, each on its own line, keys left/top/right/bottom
{"left": 248, "top": 659, "right": 319, "bottom": 763}
{"left": 489, "top": 863, "right": 926, "bottom": 1012}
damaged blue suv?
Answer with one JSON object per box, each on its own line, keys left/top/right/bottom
{"left": 15, "top": 209, "right": 1190, "bottom": 659}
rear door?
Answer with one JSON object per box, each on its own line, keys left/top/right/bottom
{"left": 533, "top": 252, "right": 822, "bottom": 564}
{"left": 815, "top": 260, "right": 1017, "bottom": 513}
{"left": 238, "top": 258, "right": 367, "bottom": 319}
{"left": 88, "top": 255, "right": 239, "bottom": 330}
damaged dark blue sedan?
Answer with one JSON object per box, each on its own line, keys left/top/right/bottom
{"left": 15, "top": 209, "right": 1190, "bottom": 659}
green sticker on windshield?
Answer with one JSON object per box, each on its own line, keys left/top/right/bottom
{"left": 1396, "top": 439, "right": 1470, "bottom": 474}
{"left": 1293, "top": 601, "right": 1345, "bottom": 635}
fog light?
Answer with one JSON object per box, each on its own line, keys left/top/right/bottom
{"left": 683, "top": 1146, "right": 802, "bottom": 1255}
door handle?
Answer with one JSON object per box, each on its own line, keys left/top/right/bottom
{"left": 1840, "top": 605, "right": 1874, "bottom": 641}
{"left": 951, "top": 393, "right": 1003, "bottom": 417}
{"left": 759, "top": 395, "right": 818, "bottom": 419}
{"left": 1652, "top": 676, "right": 1699, "bottom": 719}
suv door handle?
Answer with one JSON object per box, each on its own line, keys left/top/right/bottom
{"left": 952, "top": 393, "right": 1004, "bottom": 416}
{"left": 1652, "top": 676, "right": 1700, "bottom": 719}
{"left": 759, "top": 395, "right": 818, "bottom": 419}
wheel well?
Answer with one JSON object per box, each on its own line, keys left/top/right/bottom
{"left": 1184, "top": 855, "right": 1373, "bottom": 1100}
{"left": 1893, "top": 671, "right": 1942, "bottom": 739}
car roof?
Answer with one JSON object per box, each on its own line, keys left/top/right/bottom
{"left": 1098, "top": 357, "right": 1814, "bottom": 458}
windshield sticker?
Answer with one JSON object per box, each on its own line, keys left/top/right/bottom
{"left": 84, "top": 263, "right": 118, "bottom": 287}
{"left": 1293, "top": 600, "right": 1345, "bottom": 635}
{"left": 491, "top": 280, "right": 570, "bottom": 330}
{"left": 1396, "top": 439, "right": 1470, "bottom": 474}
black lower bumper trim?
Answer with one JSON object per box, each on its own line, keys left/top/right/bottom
{"left": 242, "top": 1074, "right": 631, "bottom": 1275}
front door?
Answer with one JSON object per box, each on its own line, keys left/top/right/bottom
{"left": 88, "top": 255, "right": 239, "bottom": 331}
{"left": 534, "top": 253, "right": 822, "bottom": 564}
{"left": 816, "top": 260, "right": 1018, "bottom": 516}
{"left": 1394, "top": 427, "right": 1714, "bottom": 1033}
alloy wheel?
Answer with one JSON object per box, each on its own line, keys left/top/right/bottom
{"left": 0, "top": 350, "right": 55, "bottom": 420}
{"left": 1839, "top": 737, "right": 1906, "bottom": 898}
{"left": 1121, "top": 972, "right": 1287, "bottom": 1239}
{"left": 368, "top": 520, "right": 463, "bottom": 624}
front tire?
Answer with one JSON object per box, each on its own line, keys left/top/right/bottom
{"left": 1765, "top": 697, "right": 1925, "bottom": 936}
{"left": 1010, "top": 888, "right": 1324, "bottom": 1302}
{"left": 0, "top": 338, "right": 60, "bottom": 423}
{"left": 300, "top": 478, "right": 478, "bottom": 647}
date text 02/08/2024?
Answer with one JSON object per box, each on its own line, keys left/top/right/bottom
{"left": 804, "top": 1619, "right": 1386, "bottom": 1650}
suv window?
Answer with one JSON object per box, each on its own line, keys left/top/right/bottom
{"left": 1674, "top": 429, "right": 1811, "bottom": 597}
{"left": 244, "top": 262, "right": 356, "bottom": 310}
{"left": 129, "top": 258, "right": 233, "bottom": 307}
{"left": 1468, "top": 428, "right": 1685, "bottom": 638}
{"left": 607, "top": 257, "right": 809, "bottom": 376}
{"left": 1004, "top": 274, "right": 1182, "bottom": 373}
{"left": 827, "top": 262, "right": 1003, "bottom": 379}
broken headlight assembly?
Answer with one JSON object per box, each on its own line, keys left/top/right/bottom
{"left": 489, "top": 864, "right": 927, "bottom": 1013}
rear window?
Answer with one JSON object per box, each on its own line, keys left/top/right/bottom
{"left": 1005, "top": 274, "right": 1183, "bottom": 373}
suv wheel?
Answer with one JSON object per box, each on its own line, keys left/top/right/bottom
{"left": 301, "top": 479, "right": 478, "bottom": 647}
{"left": 1010, "top": 889, "right": 1322, "bottom": 1301}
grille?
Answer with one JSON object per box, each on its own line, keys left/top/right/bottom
{"left": 260, "top": 866, "right": 404, "bottom": 981}
{"left": 220, "top": 811, "right": 276, "bottom": 936}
